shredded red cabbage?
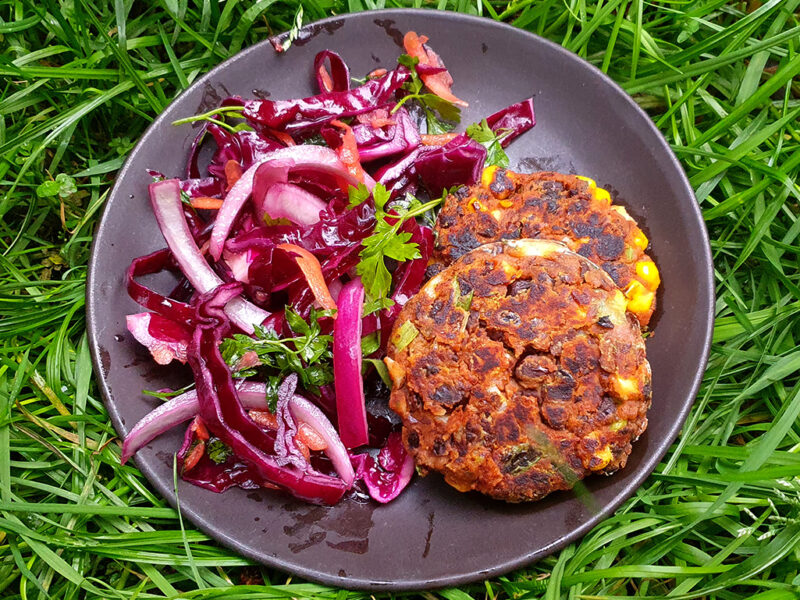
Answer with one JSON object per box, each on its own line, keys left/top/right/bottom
{"left": 486, "top": 97, "right": 536, "bottom": 147}
{"left": 415, "top": 134, "right": 487, "bottom": 194}
{"left": 241, "top": 67, "right": 411, "bottom": 133}
{"left": 314, "top": 50, "right": 351, "bottom": 93}
{"left": 188, "top": 284, "right": 348, "bottom": 504}
{"left": 125, "top": 34, "right": 536, "bottom": 505}
{"left": 352, "top": 432, "right": 414, "bottom": 503}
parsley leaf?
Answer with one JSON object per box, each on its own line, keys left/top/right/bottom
{"left": 347, "top": 182, "right": 371, "bottom": 208}
{"left": 355, "top": 183, "right": 444, "bottom": 301}
{"left": 219, "top": 307, "right": 334, "bottom": 410}
{"left": 466, "top": 119, "right": 511, "bottom": 168}
{"left": 207, "top": 439, "right": 233, "bottom": 464}
{"left": 363, "top": 296, "right": 395, "bottom": 316}
{"left": 393, "top": 54, "right": 460, "bottom": 133}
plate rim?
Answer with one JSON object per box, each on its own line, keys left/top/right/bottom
{"left": 86, "top": 7, "right": 715, "bottom": 590}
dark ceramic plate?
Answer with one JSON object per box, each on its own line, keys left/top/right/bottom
{"left": 87, "top": 8, "right": 714, "bottom": 591}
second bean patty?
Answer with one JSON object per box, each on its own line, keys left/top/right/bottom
{"left": 429, "top": 169, "right": 660, "bottom": 327}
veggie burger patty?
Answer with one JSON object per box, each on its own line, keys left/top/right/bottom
{"left": 429, "top": 169, "right": 660, "bottom": 327}
{"left": 386, "top": 239, "right": 651, "bottom": 502}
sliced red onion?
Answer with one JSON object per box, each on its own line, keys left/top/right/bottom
{"left": 208, "top": 146, "right": 362, "bottom": 260}
{"left": 260, "top": 182, "right": 327, "bottom": 225}
{"left": 223, "top": 249, "right": 254, "bottom": 284}
{"left": 126, "top": 312, "right": 190, "bottom": 365}
{"left": 328, "top": 278, "right": 344, "bottom": 302}
{"left": 121, "top": 381, "right": 355, "bottom": 485}
{"left": 289, "top": 395, "right": 355, "bottom": 486}
{"left": 333, "top": 277, "right": 368, "bottom": 448}
{"left": 149, "top": 179, "right": 270, "bottom": 334}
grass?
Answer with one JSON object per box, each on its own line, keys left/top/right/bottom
{"left": 1, "top": 0, "right": 800, "bottom": 598}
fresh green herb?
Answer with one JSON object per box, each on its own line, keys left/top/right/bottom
{"left": 361, "top": 332, "right": 380, "bottom": 357}
{"left": 364, "top": 358, "right": 392, "bottom": 388}
{"left": 220, "top": 307, "right": 334, "bottom": 410}
{"left": 466, "top": 119, "right": 511, "bottom": 168}
{"left": 171, "top": 105, "right": 247, "bottom": 133}
{"left": 393, "top": 321, "right": 419, "bottom": 350}
{"left": 142, "top": 383, "right": 196, "bottom": 401}
{"left": 393, "top": 54, "right": 460, "bottom": 131}
{"left": 206, "top": 439, "right": 233, "bottom": 464}
{"left": 347, "top": 182, "right": 371, "bottom": 209}
{"left": 354, "top": 183, "right": 444, "bottom": 301}
{"left": 363, "top": 296, "right": 396, "bottom": 316}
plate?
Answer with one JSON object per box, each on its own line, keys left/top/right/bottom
{"left": 87, "top": 8, "right": 714, "bottom": 590}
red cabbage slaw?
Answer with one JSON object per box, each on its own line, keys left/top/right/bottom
{"left": 123, "top": 32, "right": 535, "bottom": 505}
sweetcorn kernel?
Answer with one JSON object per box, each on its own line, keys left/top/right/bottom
{"left": 466, "top": 198, "right": 486, "bottom": 213}
{"left": 614, "top": 376, "right": 639, "bottom": 399}
{"left": 590, "top": 444, "right": 613, "bottom": 471}
{"left": 611, "top": 205, "right": 634, "bottom": 222}
{"left": 594, "top": 187, "right": 611, "bottom": 204}
{"left": 481, "top": 165, "right": 498, "bottom": 188}
{"left": 635, "top": 260, "right": 660, "bottom": 290}
{"left": 624, "top": 279, "right": 647, "bottom": 298}
{"left": 576, "top": 175, "right": 596, "bottom": 192}
{"left": 627, "top": 290, "right": 654, "bottom": 316}
{"left": 632, "top": 230, "right": 649, "bottom": 251}
{"left": 499, "top": 200, "right": 514, "bottom": 208}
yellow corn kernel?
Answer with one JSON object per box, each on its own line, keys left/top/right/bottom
{"left": 627, "top": 290, "right": 654, "bottom": 316}
{"left": 594, "top": 187, "right": 611, "bottom": 204}
{"left": 624, "top": 279, "right": 646, "bottom": 298}
{"left": 610, "top": 205, "right": 634, "bottom": 222}
{"left": 635, "top": 260, "right": 660, "bottom": 290}
{"left": 576, "top": 175, "right": 596, "bottom": 192}
{"left": 632, "top": 230, "right": 649, "bottom": 251}
{"left": 614, "top": 375, "right": 639, "bottom": 399}
{"left": 499, "top": 199, "right": 514, "bottom": 208}
{"left": 590, "top": 444, "right": 613, "bottom": 471}
{"left": 481, "top": 165, "right": 498, "bottom": 188}
{"left": 470, "top": 198, "right": 488, "bottom": 213}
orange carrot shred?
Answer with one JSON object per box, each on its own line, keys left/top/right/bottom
{"left": 192, "top": 417, "right": 210, "bottom": 441}
{"left": 183, "top": 441, "right": 205, "bottom": 472}
{"left": 269, "top": 129, "right": 296, "bottom": 147}
{"left": 224, "top": 160, "right": 243, "bottom": 190}
{"left": 403, "top": 31, "right": 468, "bottom": 107}
{"left": 249, "top": 410, "right": 279, "bottom": 429}
{"left": 190, "top": 196, "right": 224, "bottom": 210}
{"left": 297, "top": 423, "right": 328, "bottom": 451}
{"left": 276, "top": 243, "right": 338, "bottom": 312}
{"left": 295, "top": 438, "right": 311, "bottom": 461}
{"left": 329, "top": 119, "right": 368, "bottom": 183}
{"left": 367, "top": 68, "right": 388, "bottom": 79}
{"left": 318, "top": 65, "right": 335, "bottom": 93}
{"left": 421, "top": 133, "right": 459, "bottom": 146}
